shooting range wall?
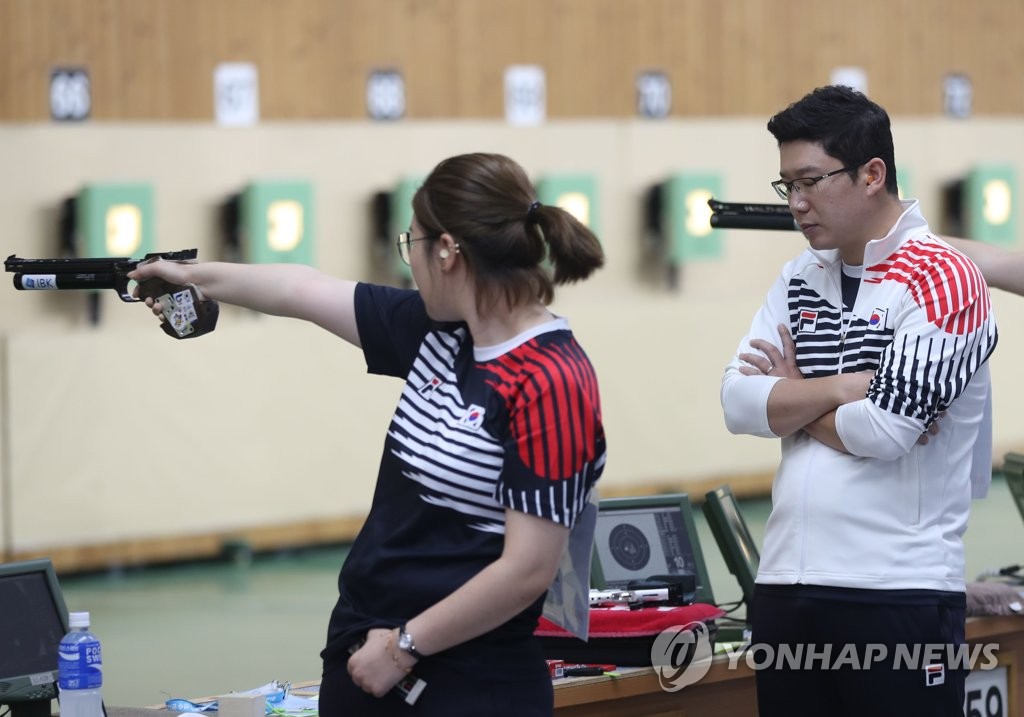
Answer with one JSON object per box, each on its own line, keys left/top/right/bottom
{"left": 1, "top": 0, "right": 1023, "bottom": 120}
{"left": 1, "top": 120, "right": 1022, "bottom": 570}
{"left": 0, "top": 0, "right": 1022, "bottom": 570}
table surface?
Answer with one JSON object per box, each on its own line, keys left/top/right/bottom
{"left": 104, "top": 614, "right": 1024, "bottom": 717}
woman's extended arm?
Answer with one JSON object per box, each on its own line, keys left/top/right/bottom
{"left": 129, "top": 260, "right": 360, "bottom": 346}
{"left": 943, "top": 236, "right": 1024, "bottom": 296}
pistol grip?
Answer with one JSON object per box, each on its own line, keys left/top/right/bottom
{"left": 136, "top": 278, "right": 219, "bottom": 339}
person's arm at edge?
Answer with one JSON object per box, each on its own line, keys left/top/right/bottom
{"left": 942, "top": 235, "right": 1024, "bottom": 296}
{"left": 129, "top": 260, "right": 361, "bottom": 346}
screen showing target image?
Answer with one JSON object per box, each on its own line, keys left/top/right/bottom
{"left": 594, "top": 505, "right": 701, "bottom": 590}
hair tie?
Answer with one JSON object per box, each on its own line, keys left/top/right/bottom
{"left": 526, "top": 201, "right": 542, "bottom": 223}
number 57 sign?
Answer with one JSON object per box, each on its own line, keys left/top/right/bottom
{"left": 214, "top": 63, "right": 259, "bottom": 127}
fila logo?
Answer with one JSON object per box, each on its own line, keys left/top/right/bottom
{"left": 459, "top": 404, "right": 486, "bottom": 431}
{"left": 867, "top": 307, "right": 888, "bottom": 331}
{"left": 798, "top": 310, "right": 818, "bottom": 334}
{"left": 924, "top": 663, "right": 945, "bottom": 687}
{"left": 418, "top": 376, "right": 443, "bottom": 397}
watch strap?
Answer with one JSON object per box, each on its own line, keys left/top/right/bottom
{"left": 398, "top": 624, "right": 423, "bottom": 660}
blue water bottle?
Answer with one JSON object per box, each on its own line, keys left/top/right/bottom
{"left": 58, "top": 612, "right": 104, "bottom": 717}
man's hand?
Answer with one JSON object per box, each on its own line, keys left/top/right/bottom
{"left": 917, "top": 412, "right": 946, "bottom": 445}
{"left": 739, "top": 324, "right": 802, "bottom": 379}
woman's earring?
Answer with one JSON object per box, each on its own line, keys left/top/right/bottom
{"left": 439, "top": 249, "right": 450, "bottom": 259}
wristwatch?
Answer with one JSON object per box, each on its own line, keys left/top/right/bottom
{"left": 397, "top": 624, "right": 423, "bottom": 660}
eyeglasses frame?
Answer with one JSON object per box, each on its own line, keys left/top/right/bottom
{"left": 771, "top": 160, "right": 870, "bottom": 201}
{"left": 396, "top": 231, "right": 440, "bottom": 265}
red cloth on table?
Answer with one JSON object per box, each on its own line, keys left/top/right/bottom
{"left": 535, "top": 603, "right": 724, "bottom": 639}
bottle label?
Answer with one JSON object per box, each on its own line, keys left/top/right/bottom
{"left": 58, "top": 639, "right": 103, "bottom": 690}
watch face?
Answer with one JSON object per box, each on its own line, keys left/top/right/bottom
{"left": 399, "top": 632, "right": 413, "bottom": 650}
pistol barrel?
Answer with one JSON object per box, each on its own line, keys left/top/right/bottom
{"left": 710, "top": 213, "right": 799, "bottom": 231}
{"left": 11, "top": 272, "right": 118, "bottom": 291}
{"left": 706, "top": 199, "right": 799, "bottom": 232}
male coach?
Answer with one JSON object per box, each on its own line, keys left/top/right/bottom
{"left": 720, "top": 85, "right": 998, "bottom": 716}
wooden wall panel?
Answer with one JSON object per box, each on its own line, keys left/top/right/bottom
{"left": 0, "top": 0, "right": 1022, "bottom": 121}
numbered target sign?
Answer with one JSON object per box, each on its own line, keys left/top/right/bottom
{"left": 964, "top": 666, "right": 1007, "bottom": 717}
{"left": 636, "top": 71, "right": 671, "bottom": 119}
{"left": 944, "top": 73, "right": 973, "bottom": 119}
{"left": 366, "top": 69, "right": 406, "bottom": 121}
{"left": 50, "top": 67, "right": 91, "bottom": 121}
{"left": 214, "top": 63, "right": 260, "bottom": 127}
{"left": 830, "top": 66, "right": 868, "bottom": 94}
{"left": 504, "top": 65, "right": 546, "bottom": 126}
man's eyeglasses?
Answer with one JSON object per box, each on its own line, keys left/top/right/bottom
{"left": 396, "top": 231, "right": 438, "bottom": 265}
{"left": 771, "top": 161, "right": 867, "bottom": 200}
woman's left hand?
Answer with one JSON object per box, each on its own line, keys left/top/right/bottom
{"left": 346, "top": 628, "right": 415, "bottom": 697}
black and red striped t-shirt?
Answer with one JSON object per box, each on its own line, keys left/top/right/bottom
{"left": 323, "top": 283, "right": 606, "bottom": 677}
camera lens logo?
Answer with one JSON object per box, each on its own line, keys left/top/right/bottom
{"left": 650, "top": 621, "right": 714, "bottom": 691}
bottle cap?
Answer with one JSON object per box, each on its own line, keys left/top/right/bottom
{"left": 69, "top": 611, "right": 91, "bottom": 628}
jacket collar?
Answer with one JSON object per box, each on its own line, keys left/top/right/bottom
{"left": 807, "top": 200, "right": 931, "bottom": 268}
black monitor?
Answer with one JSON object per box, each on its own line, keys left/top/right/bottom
{"left": 0, "top": 558, "right": 70, "bottom": 717}
{"left": 590, "top": 493, "right": 715, "bottom": 605}
{"left": 702, "top": 485, "right": 760, "bottom": 612}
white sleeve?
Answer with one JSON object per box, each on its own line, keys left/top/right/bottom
{"left": 971, "top": 370, "right": 994, "bottom": 499}
{"left": 721, "top": 268, "right": 791, "bottom": 438}
{"left": 835, "top": 399, "right": 921, "bottom": 460}
{"left": 836, "top": 247, "right": 997, "bottom": 459}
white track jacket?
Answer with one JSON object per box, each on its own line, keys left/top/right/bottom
{"left": 721, "top": 201, "right": 998, "bottom": 593}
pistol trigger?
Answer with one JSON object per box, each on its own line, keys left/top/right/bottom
{"left": 115, "top": 274, "right": 139, "bottom": 303}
